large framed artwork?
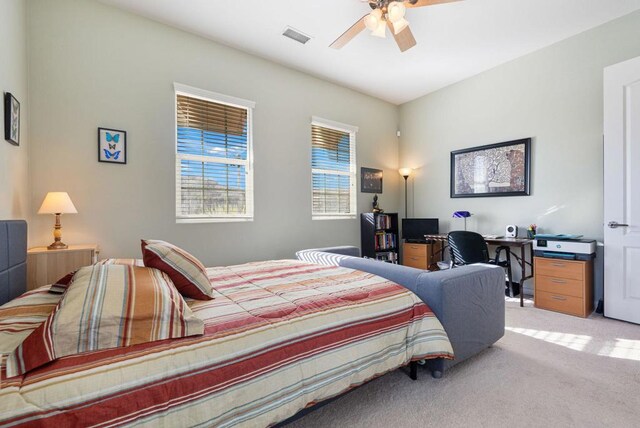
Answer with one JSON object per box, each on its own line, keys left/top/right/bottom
{"left": 98, "top": 127, "right": 127, "bottom": 164}
{"left": 4, "top": 93, "right": 20, "bottom": 146}
{"left": 450, "top": 138, "right": 531, "bottom": 198}
{"left": 361, "top": 167, "right": 383, "bottom": 193}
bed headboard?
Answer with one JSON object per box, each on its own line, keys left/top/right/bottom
{"left": 0, "top": 220, "right": 27, "bottom": 306}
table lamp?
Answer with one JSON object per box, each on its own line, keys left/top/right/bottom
{"left": 452, "top": 211, "right": 472, "bottom": 231}
{"left": 398, "top": 168, "right": 412, "bottom": 218}
{"left": 38, "top": 192, "right": 78, "bottom": 250}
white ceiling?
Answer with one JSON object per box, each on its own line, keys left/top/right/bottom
{"left": 99, "top": 0, "right": 640, "bottom": 104}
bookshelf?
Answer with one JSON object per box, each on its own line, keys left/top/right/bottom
{"left": 360, "top": 213, "right": 399, "bottom": 264}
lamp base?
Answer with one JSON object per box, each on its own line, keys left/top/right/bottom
{"left": 47, "top": 241, "right": 68, "bottom": 250}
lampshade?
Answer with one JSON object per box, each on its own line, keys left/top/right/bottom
{"left": 371, "top": 19, "right": 387, "bottom": 38}
{"left": 387, "top": 1, "right": 406, "bottom": 23}
{"left": 38, "top": 192, "right": 78, "bottom": 214}
{"left": 365, "top": 9, "right": 383, "bottom": 32}
{"left": 452, "top": 211, "right": 472, "bottom": 218}
{"left": 398, "top": 168, "right": 412, "bottom": 178}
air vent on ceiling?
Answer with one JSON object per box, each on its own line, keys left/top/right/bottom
{"left": 282, "top": 27, "right": 311, "bottom": 45}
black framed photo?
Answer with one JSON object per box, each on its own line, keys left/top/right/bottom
{"left": 98, "top": 127, "right": 127, "bottom": 164}
{"left": 451, "top": 138, "right": 531, "bottom": 198}
{"left": 361, "top": 167, "right": 383, "bottom": 193}
{"left": 4, "top": 93, "right": 20, "bottom": 146}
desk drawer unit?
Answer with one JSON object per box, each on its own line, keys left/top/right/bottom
{"left": 403, "top": 243, "right": 428, "bottom": 269}
{"left": 534, "top": 257, "right": 593, "bottom": 317}
{"left": 402, "top": 242, "right": 442, "bottom": 270}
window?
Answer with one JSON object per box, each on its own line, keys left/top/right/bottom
{"left": 311, "top": 117, "right": 358, "bottom": 220}
{"left": 174, "top": 83, "right": 255, "bottom": 223}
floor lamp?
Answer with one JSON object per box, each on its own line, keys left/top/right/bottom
{"left": 398, "top": 168, "right": 412, "bottom": 218}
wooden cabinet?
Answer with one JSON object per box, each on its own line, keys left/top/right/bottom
{"left": 27, "top": 244, "right": 100, "bottom": 290}
{"left": 534, "top": 257, "right": 593, "bottom": 317}
{"left": 402, "top": 242, "right": 442, "bottom": 270}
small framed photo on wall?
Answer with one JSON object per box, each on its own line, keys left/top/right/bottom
{"left": 361, "top": 167, "right": 383, "bottom": 193}
{"left": 4, "top": 92, "right": 20, "bottom": 146}
{"left": 98, "top": 127, "right": 127, "bottom": 164}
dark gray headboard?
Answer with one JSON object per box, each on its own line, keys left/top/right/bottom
{"left": 0, "top": 220, "right": 27, "bottom": 306}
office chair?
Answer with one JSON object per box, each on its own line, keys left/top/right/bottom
{"left": 448, "top": 231, "right": 515, "bottom": 296}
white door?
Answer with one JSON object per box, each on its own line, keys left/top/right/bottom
{"left": 603, "top": 56, "right": 640, "bottom": 324}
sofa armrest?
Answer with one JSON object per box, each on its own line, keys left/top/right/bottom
{"left": 414, "top": 265, "right": 505, "bottom": 367}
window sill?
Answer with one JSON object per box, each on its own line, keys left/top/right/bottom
{"left": 176, "top": 217, "right": 254, "bottom": 224}
{"left": 312, "top": 215, "right": 357, "bottom": 221}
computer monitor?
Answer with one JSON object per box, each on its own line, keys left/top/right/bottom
{"left": 401, "top": 218, "right": 439, "bottom": 242}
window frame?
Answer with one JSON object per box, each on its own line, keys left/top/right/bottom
{"left": 310, "top": 116, "right": 358, "bottom": 220}
{"left": 174, "top": 83, "right": 255, "bottom": 224}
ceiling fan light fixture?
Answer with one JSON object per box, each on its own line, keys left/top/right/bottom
{"left": 392, "top": 17, "right": 409, "bottom": 34}
{"left": 387, "top": 1, "right": 406, "bottom": 23}
{"left": 364, "top": 8, "right": 383, "bottom": 31}
{"left": 371, "top": 18, "right": 387, "bottom": 38}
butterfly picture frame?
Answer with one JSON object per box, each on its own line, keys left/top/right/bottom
{"left": 4, "top": 93, "right": 20, "bottom": 146}
{"left": 98, "top": 127, "right": 127, "bottom": 164}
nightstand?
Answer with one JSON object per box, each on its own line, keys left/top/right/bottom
{"left": 27, "top": 244, "right": 100, "bottom": 290}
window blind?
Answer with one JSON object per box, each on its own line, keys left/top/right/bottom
{"left": 175, "top": 91, "right": 253, "bottom": 222}
{"left": 311, "top": 121, "right": 356, "bottom": 219}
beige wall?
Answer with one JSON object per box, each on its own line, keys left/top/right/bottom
{"left": 399, "top": 10, "right": 640, "bottom": 242}
{"left": 27, "top": 0, "right": 400, "bottom": 265}
{"left": 399, "top": 11, "right": 640, "bottom": 298}
{"left": 0, "top": 0, "right": 29, "bottom": 222}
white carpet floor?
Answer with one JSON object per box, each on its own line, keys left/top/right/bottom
{"left": 287, "top": 298, "right": 640, "bottom": 428}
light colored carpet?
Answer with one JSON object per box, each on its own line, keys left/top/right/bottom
{"left": 287, "top": 298, "right": 640, "bottom": 428}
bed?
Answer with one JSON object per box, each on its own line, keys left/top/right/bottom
{"left": 0, "top": 223, "right": 453, "bottom": 427}
{"left": 0, "top": 220, "right": 27, "bottom": 307}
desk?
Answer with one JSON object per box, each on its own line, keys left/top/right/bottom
{"left": 424, "top": 234, "right": 534, "bottom": 307}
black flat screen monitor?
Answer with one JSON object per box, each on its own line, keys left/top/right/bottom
{"left": 402, "top": 218, "right": 439, "bottom": 242}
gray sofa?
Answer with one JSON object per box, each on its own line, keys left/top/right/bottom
{"left": 296, "top": 246, "right": 505, "bottom": 378}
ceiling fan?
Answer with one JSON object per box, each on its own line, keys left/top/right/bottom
{"left": 330, "top": 0, "right": 461, "bottom": 52}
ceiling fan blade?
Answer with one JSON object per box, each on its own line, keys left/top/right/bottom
{"left": 406, "top": 0, "right": 462, "bottom": 8}
{"left": 388, "top": 22, "right": 417, "bottom": 52}
{"left": 330, "top": 15, "right": 367, "bottom": 49}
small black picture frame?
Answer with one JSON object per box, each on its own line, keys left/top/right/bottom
{"left": 98, "top": 127, "right": 127, "bottom": 164}
{"left": 451, "top": 138, "right": 531, "bottom": 198}
{"left": 361, "top": 167, "right": 383, "bottom": 193}
{"left": 4, "top": 92, "right": 20, "bottom": 146}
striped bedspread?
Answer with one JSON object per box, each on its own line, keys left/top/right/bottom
{"left": 0, "top": 260, "right": 453, "bottom": 427}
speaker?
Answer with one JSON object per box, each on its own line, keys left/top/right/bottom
{"left": 505, "top": 225, "right": 518, "bottom": 238}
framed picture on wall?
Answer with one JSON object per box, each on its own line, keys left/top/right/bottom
{"left": 98, "top": 127, "right": 127, "bottom": 164}
{"left": 4, "top": 92, "right": 20, "bottom": 146}
{"left": 361, "top": 167, "right": 383, "bottom": 193}
{"left": 450, "top": 138, "right": 531, "bottom": 198}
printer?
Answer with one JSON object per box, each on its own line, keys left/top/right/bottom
{"left": 533, "top": 237, "right": 596, "bottom": 260}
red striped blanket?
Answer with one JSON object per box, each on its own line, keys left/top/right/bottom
{"left": 0, "top": 260, "right": 453, "bottom": 427}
